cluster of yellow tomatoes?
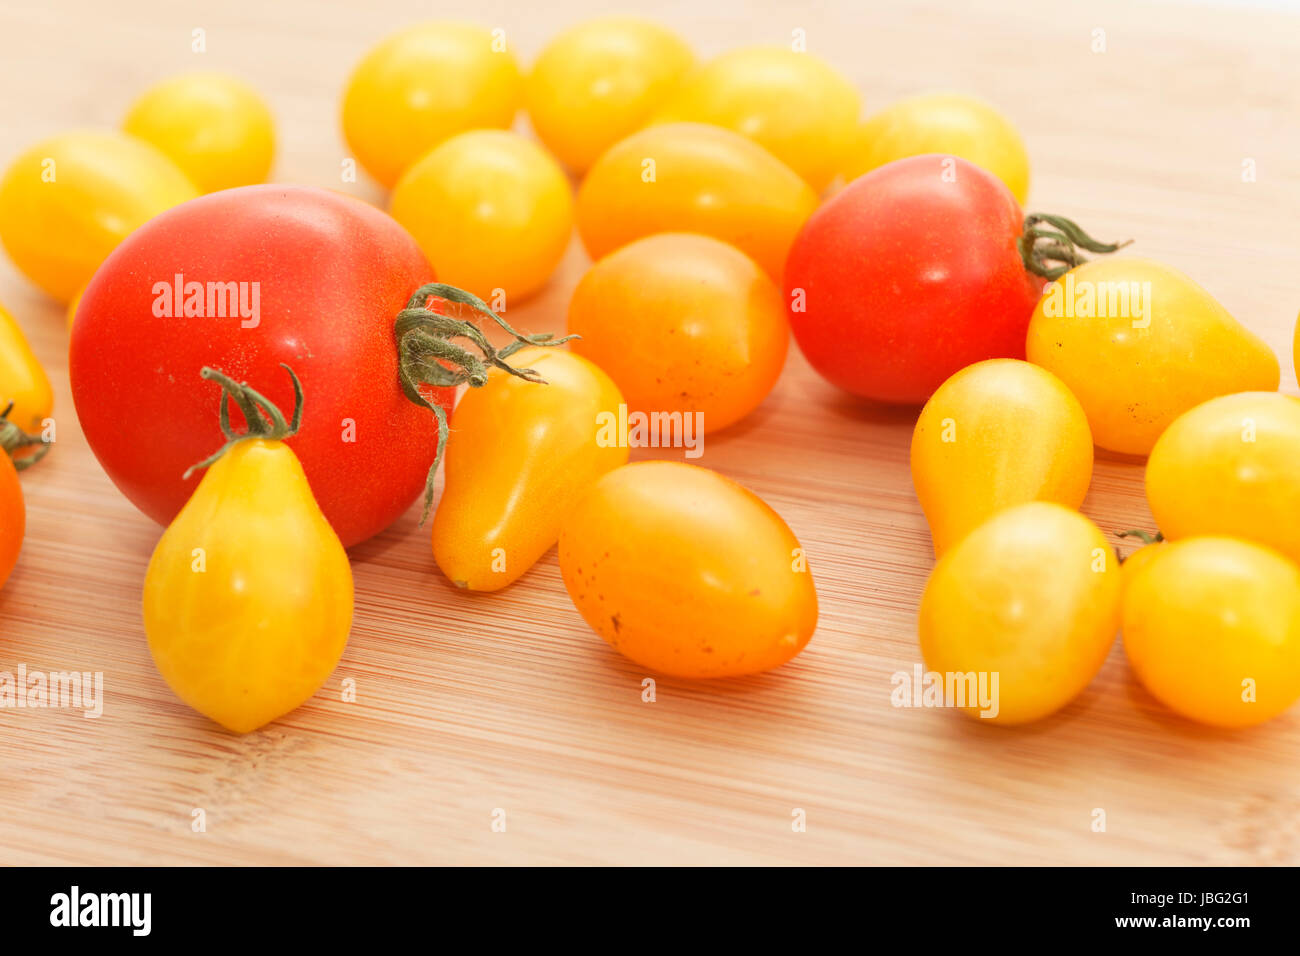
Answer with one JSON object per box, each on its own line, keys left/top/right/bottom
{"left": 1, "top": 17, "right": 1298, "bottom": 737}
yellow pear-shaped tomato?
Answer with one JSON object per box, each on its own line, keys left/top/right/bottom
{"left": 1146, "top": 391, "right": 1300, "bottom": 563}
{"left": 567, "top": 233, "right": 788, "bottom": 431}
{"left": 390, "top": 130, "right": 573, "bottom": 303}
{"left": 432, "top": 347, "right": 627, "bottom": 591}
{"left": 919, "top": 502, "right": 1121, "bottom": 725}
{"left": 559, "top": 461, "right": 818, "bottom": 678}
{"left": 650, "top": 46, "right": 859, "bottom": 192}
{"left": 0, "top": 303, "right": 52, "bottom": 434}
{"left": 841, "top": 92, "right": 1030, "bottom": 203}
{"left": 525, "top": 17, "right": 694, "bottom": 174}
{"left": 1026, "top": 258, "right": 1280, "bottom": 456}
{"left": 911, "top": 359, "right": 1093, "bottom": 555}
{"left": 124, "top": 72, "right": 275, "bottom": 193}
{"left": 0, "top": 130, "right": 198, "bottom": 303}
{"left": 576, "top": 122, "right": 819, "bottom": 280}
{"left": 341, "top": 22, "right": 522, "bottom": 189}
{"left": 143, "top": 369, "right": 352, "bottom": 734}
{"left": 1123, "top": 536, "right": 1300, "bottom": 728}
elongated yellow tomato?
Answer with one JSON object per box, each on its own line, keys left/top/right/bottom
{"left": 650, "top": 46, "right": 859, "bottom": 192}
{"left": 911, "top": 359, "right": 1092, "bottom": 555}
{"left": 576, "top": 122, "right": 818, "bottom": 280}
{"left": 143, "top": 368, "right": 352, "bottom": 734}
{"left": 559, "top": 461, "right": 818, "bottom": 678}
{"left": 841, "top": 93, "right": 1030, "bottom": 203}
{"left": 0, "top": 130, "right": 198, "bottom": 303}
{"left": 568, "top": 233, "right": 787, "bottom": 431}
{"left": 342, "top": 22, "right": 522, "bottom": 189}
{"left": 432, "top": 347, "right": 626, "bottom": 591}
{"left": 1123, "top": 536, "right": 1300, "bottom": 728}
{"left": 919, "top": 502, "right": 1121, "bottom": 725}
{"left": 0, "top": 303, "right": 52, "bottom": 433}
{"left": 1027, "top": 258, "right": 1280, "bottom": 456}
{"left": 526, "top": 17, "right": 694, "bottom": 174}
{"left": 1146, "top": 392, "right": 1300, "bottom": 563}
{"left": 124, "top": 72, "right": 275, "bottom": 193}
{"left": 391, "top": 130, "right": 572, "bottom": 303}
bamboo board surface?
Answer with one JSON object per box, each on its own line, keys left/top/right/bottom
{"left": 1, "top": 0, "right": 1299, "bottom": 866}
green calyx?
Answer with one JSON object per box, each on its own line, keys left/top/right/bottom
{"left": 0, "top": 402, "right": 50, "bottom": 471}
{"left": 1018, "top": 213, "right": 1132, "bottom": 280}
{"left": 184, "top": 364, "right": 304, "bottom": 479}
{"left": 394, "top": 282, "right": 578, "bottom": 522}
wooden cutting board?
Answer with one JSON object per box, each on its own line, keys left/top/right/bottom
{"left": 2, "top": 0, "right": 1298, "bottom": 865}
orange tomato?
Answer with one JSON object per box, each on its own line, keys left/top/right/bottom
{"left": 0, "top": 448, "right": 22, "bottom": 590}
{"left": 559, "top": 461, "right": 818, "bottom": 677}
{"left": 567, "top": 233, "right": 788, "bottom": 432}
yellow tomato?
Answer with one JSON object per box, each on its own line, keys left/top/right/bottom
{"left": 650, "top": 46, "right": 859, "bottom": 192}
{"left": 0, "top": 303, "right": 52, "bottom": 434}
{"left": 143, "top": 369, "right": 352, "bottom": 734}
{"left": 1117, "top": 531, "right": 1164, "bottom": 592}
{"left": 1026, "top": 258, "right": 1280, "bottom": 456}
{"left": 0, "top": 130, "right": 198, "bottom": 303}
{"left": 124, "top": 72, "right": 275, "bottom": 193}
{"left": 919, "top": 502, "right": 1121, "bottom": 725}
{"left": 567, "top": 233, "right": 787, "bottom": 431}
{"left": 1123, "top": 536, "right": 1300, "bottom": 728}
{"left": 341, "top": 22, "right": 522, "bottom": 189}
{"left": 1146, "top": 391, "right": 1300, "bottom": 563}
{"left": 577, "top": 122, "right": 818, "bottom": 280}
{"left": 526, "top": 17, "right": 694, "bottom": 174}
{"left": 559, "top": 461, "right": 818, "bottom": 677}
{"left": 911, "top": 359, "right": 1093, "bottom": 555}
{"left": 433, "top": 347, "right": 626, "bottom": 591}
{"left": 391, "top": 130, "right": 573, "bottom": 303}
{"left": 842, "top": 92, "right": 1030, "bottom": 203}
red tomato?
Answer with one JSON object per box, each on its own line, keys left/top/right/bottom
{"left": 70, "top": 185, "right": 453, "bottom": 547}
{"left": 786, "top": 155, "right": 1047, "bottom": 404}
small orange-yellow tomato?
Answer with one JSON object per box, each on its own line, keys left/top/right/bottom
{"left": 1117, "top": 532, "right": 1164, "bottom": 592}
{"left": 1123, "top": 536, "right": 1300, "bottom": 728}
{"left": 842, "top": 93, "right": 1030, "bottom": 203}
{"left": 390, "top": 130, "right": 573, "bottom": 303}
{"left": 0, "top": 302, "right": 53, "bottom": 434}
{"left": 576, "top": 122, "right": 818, "bottom": 280}
{"left": 559, "top": 461, "right": 818, "bottom": 678}
{"left": 911, "top": 359, "right": 1093, "bottom": 555}
{"left": 432, "top": 347, "right": 627, "bottom": 591}
{"left": 651, "top": 46, "right": 859, "bottom": 192}
{"left": 919, "top": 502, "right": 1121, "bottom": 725}
{"left": 341, "top": 22, "right": 522, "bottom": 189}
{"left": 567, "top": 233, "right": 788, "bottom": 432}
{"left": 124, "top": 72, "right": 275, "bottom": 193}
{"left": 525, "top": 17, "right": 694, "bottom": 174}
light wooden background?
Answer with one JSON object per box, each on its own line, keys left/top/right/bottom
{"left": 1, "top": 0, "right": 1298, "bottom": 866}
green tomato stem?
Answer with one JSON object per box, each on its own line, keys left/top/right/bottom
{"left": 0, "top": 401, "right": 50, "bottom": 471}
{"left": 1018, "top": 213, "right": 1132, "bottom": 280}
{"left": 183, "top": 364, "right": 304, "bottom": 479}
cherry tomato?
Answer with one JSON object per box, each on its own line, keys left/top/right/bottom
{"left": 70, "top": 185, "right": 453, "bottom": 547}
{"left": 919, "top": 502, "right": 1121, "bottom": 725}
{"left": 785, "top": 155, "right": 1047, "bottom": 404}
{"left": 559, "top": 461, "right": 817, "bottom": 678}
{"left": 144, "top": 368, "right": 352, "bottom": 733}
{"left": 576, "top": 122, "right": 818, "bottom": 280}
{"left": 1027, "top": 259, "right": 1280, "bottom": 455}
{"left": 567, "top": 233, "right": 788, "bottom": 431}
{"left": 1123, "top": 536, "right": 1300, "bottom": 728}
{"left": 341, "top": 22, "right": 521, "bottom": 189}
{"left": 1146, "top": 392, "right": 1300, "bottom": 563}
{"left": 124, "top": 72, "right": 275, "bottom": 193}
{"left": 0, "top": 443, "right": 23, "bottom": 592}
{"left": 525, "top": 17, "right": 694, "bottom": 174}
{"left": 0, "top": 302, "right": 53, "bottom": 434}
{"left": 841, "top": 93, "right": 1030, "bottom": 203}
{"left": 390, "top": 130, "right": 573, "bottom": 303}
{"left": 911, "top": 359, "right": 1092, "bottom": 555}
{"left": 0, "top": 130, "right": 197, "bottom": 303}
{"left": 433, "top": 347, "right": 626, "bottom": 591}
{"left": 650, "top": 46, "right": 859, "bottom": 192}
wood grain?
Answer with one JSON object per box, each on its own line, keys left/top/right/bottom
{"left": 1, "top": 0, "right": 1298, "bottom": 865}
